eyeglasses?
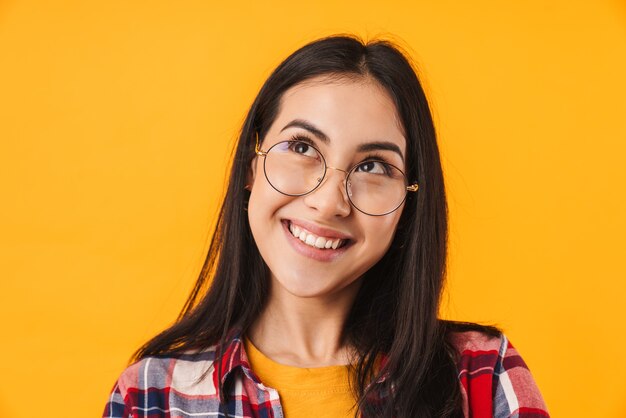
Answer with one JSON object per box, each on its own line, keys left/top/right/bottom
{"left": 255, "top": 134, "right": 418, "bottom": 216}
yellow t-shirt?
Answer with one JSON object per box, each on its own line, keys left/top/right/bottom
{"left": 244, "top": 338, "right": 357, "bottom": 418}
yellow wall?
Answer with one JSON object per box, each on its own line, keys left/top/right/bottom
{"left": 1, "top": 1, "right": 624, "bottom": 416}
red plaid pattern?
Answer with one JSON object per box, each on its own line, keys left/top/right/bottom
{"left": 104, "top": 330, "right": 548, "bottom": 417}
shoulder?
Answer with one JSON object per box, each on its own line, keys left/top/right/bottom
{"left": 103, "top": 349, "right": 220, "bottom": 417}
{"left": 121, "top": 350, "right": 217, "bottom": 392}
{"left": 445, "top": 324, "right": 550, "bottom": 417}
{"left": 448, "top": 327, "right": 503, "bottom": 355}
{"left": 445, "top": 321, "right": 505, "bottom": 378}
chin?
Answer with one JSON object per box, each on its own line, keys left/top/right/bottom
{"left": 274, "top": 273, "right": 330, "bottom": 298}
{"left": 271, "top": 269, "right": 363, "bottom": 301}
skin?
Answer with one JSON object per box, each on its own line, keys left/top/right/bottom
{"left": 246, "top": 75, "right": 407, "bottom": 367}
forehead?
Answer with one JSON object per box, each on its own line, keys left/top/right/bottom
{"left": 270, "top": 75, "right": 407, "bottom": 155}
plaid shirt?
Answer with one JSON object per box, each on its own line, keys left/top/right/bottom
{"left": 103, "top": 330, "right": 548, "bottom": 418}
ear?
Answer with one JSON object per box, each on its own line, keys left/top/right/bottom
{"left": 246, "top": 130, "right": 263, "bottom": 190}
{"left": 246, "top": 155, "right": 257, "bottom": 190}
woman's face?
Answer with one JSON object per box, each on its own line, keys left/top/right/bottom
{"left": 248, "top": 75, "right": 407, "bottom": 301}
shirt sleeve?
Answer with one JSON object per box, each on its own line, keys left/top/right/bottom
{"left": 102, "top": 359, "right": 144, "bottom": 418}
{"left": 492, "top": 334, "right": 549, "bottom": 418}
{"left": 102, "top": 381, "right": 132, "bottom": 418}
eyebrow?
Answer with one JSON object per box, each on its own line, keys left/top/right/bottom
{"left": 280, "top": 119, "right": 405, "bottom": 160}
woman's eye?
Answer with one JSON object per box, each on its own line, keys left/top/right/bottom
{"left": 289, "top": 141, "right": 317, "bottom": 157}
{"left": 356, "top": 161, "right": 388, "bottom": 175}
{"left": 294, "top": 142, "right": 309, "bottom": 153}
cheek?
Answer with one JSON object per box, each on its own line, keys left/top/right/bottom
{"left": 247, "top": 179, "right": 293, "bottom": 242}
{"left": 247, "top": 189, "right": 274, "bottom": 269}
{"left": 363, "top": 214, "right": 402, "bottom": 254}
{"left": 247, "top": 186, "right": 270, "bottom": 235}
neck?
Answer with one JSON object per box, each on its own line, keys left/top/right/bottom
{"left": 247, "top": 276, "right": 361, "bottom": 368}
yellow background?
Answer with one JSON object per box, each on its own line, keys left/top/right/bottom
{"left": 1, "top": 1, "right": 625, "bottom": 417}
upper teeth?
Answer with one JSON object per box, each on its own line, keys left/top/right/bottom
{"left": 289, "top": 223, "right": 344, "bottom": 250}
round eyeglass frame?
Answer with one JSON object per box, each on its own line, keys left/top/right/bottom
{"left": 254, "top": 134, "right": 419, "bottom": 216}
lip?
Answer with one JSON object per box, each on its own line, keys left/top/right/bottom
{"left": 281, "top": 220, "right": 352, "bottom": 262}
{"left": 285, "top": 218, "right": 353, "bottom": 240}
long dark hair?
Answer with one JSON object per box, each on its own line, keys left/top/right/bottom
{"left": 133, "top": 34, "right": 497, "bottom": 417}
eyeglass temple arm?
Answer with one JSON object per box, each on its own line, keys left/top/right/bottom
{"left": 255, "top": 132, "right": 267, "bottom": 156}
{"left": 406, "top": 183, "right": 419, "bottom": 192}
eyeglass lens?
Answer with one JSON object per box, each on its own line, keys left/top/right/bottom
{"left": 263, "top": 140, "right": 408, "bottom": 216}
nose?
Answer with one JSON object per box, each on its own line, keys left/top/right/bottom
{"left": 303, "top": 166, "right": 351, "bottom": 217}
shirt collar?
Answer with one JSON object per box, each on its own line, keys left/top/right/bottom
{"left": 213, "top": 328, "right": 390, "bottom": 393}
{"left": 213, "top": 329, "right": 262, "bottom": 391}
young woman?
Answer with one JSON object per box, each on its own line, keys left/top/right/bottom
{"left": 104, "top": 35, "right": 548, "bottom": 418}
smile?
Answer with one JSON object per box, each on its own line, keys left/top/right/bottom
{"left": 288, "top": 222, "right": 345, "bottom": 250}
